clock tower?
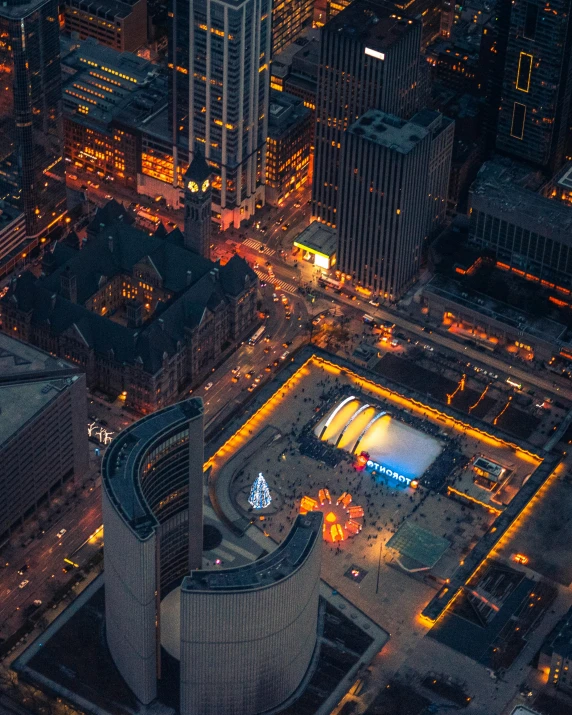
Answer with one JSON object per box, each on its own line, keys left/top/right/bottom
{"left": 183, "top": 150, "right": 212, "bottom": 258}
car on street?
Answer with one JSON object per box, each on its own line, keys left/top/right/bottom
{"left": 265, "top": 364, "right": 272, "bottom": 372}
{"left": 273, "top": 293, "right": 279, "bottom": 302}
{"left": 245, "top": 371, "right": 254, "bottom": 379}
{"left": 204, "top": 382, "right": 213, "bottom": 391}
{"left": 280, "top": 351, "right": 290, "bottom": 360}
{"left": 248, "top": 383, "right": 256, "bottom": 392}
{"left": 294, "top": 201, "right": 301, "bottom": 208}
{"left": 232, "top": 375, "right": 240, "bottom": 382}
{"left": 281, "top": 224, "right": 289, "bottom": 231}
{"left": 19, "top": 580, "right": 29, "bottom": 589}
{"left": 18, "top": 564, "right": 29, "bottom": 575}
{"left": 57, "top": 529, "right": 67, "bottom": 538}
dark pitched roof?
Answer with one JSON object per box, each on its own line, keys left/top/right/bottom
{"left": 87, "top": 200, "right": 136, "bottom": 235}
{"left": 41, "top": 224, "right": 214, "bottom": 304}
{"left": 2, "top": 224, "right": 258, "bottom": 376}
{"left": 219, "top": 255, "right": 257, "bottom": 297}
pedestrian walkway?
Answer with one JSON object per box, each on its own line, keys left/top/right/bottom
{"left": 243, "top": 237, "right": 275, "bottom": 256}
{"left": 254, "top": 269, "right": 297, "bottom": 294}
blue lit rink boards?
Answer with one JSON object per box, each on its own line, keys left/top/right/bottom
{"left": 315, "top": 398, "right": 443, "bottom": 483}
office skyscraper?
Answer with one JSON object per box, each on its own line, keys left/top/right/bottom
{"left": 0, "top": 0, "right": 66, "bottom": 237}
{"left": 169, "top": 0, "right": 271, "bottom": 229}
{"left": 337, "top": 109, "right": 452, "bottom": 300}
{"left": 496, "top": 0, "right": 572, "bottom": 174}
{"left": 327, "top": 0, "right": 439, "bottom": 47}
{"left": 312, "top": 1, "right": 421, "bottom": 227}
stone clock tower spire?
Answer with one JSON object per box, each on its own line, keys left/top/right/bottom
{"left": 183, "top": 149, "right": 212, "bottom": 258}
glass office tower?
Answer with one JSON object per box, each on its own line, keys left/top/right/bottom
{"left": 0, "top": 0, "right": 66, "bottom": 237}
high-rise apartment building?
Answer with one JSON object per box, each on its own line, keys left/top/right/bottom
{"left": 496, "top": 0, "right": 572, "bottom": 174}
{"left": 337, "top": 109, "right": 452, "bottom": 300}
{"left": 312, "top": 1, "right": 421, "bottom": 227}
{"left": 169, "top": 0, "right": 271, "bottom": 229}
{"left": 0, "top": 0, "right": 66, "bottom": 237}
{"left": 272, "top": 0, "right": 314, "bottom": 55}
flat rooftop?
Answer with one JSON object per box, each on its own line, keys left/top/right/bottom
{"left": 0, "top": 378, "right": 79, "bottom": 446}
{"left": 62, "top": 38, "right": 166, "bottom": 126}
{"left": 0, "top": 334, "right": 82, "bottom": 446}
{"left": 183, "top": 513, "right": 322, "bottom": 591}
{"left": 268, "top": 90, "right": 311, "bottom": 139}
{"left": 294, "top": 222, "right": 337, "bottom": 257}
{"left": 271, "top": 27, "right": 320, "bottom": 78}
{"left": 350, "top": 109, "right": 429, "bottom": 153}
{"left": 470, "top": 159, "right": 572, "bottom": 238}
{"left": 326, "top": 0, "right": 419, "bottom": 53}
{"left": 101, "top": 399, "right": 203, "bottom": 538}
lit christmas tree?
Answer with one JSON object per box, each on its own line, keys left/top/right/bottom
{"left": 248, "top": 473, "right": 272, "bottom": 509}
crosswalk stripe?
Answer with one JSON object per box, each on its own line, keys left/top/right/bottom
{"left": 255, "top": 270, "right": 297, "bottom": 294}
{"left": 243, "top": 238, "right": 275, "bottom": 256}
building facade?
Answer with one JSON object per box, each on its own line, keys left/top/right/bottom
{"left": 0, "top": 334, "right": 88, "bottom": 544}
{"left": 102, "top": 403, "right": 322, "bottom": 714}
{"left": 312, "top": 1, "right": 421, "bottom": 227}
{"left": 1, "top": 207, "right": 258, "bottom": 412}
{"left": 266, "top": 91, "right": 312, "bottom": 206}
{"left": 102, "top": 400, "right": 205, "bottom": 704}
{"left": 270, "top": 28, "right": 320, "bottom": 117}
{"left": 180, "top": 513, "right": 322, "bottom": 715}
{"left": 539, "top": 606, "right": 572, "bottom": 693}
{"left": 0, "top": 0, "right": 66, "bottom": 238}
{"left": 62, "top": 0, "right": 147, "bottom": 52}
{"left": 0, "top": 206, "right": 26, "bottom": 278}
{"left": 496, "top": 0, "right": 572, "bottom": 174}
{"left": 169, "top": 0, "right": 272, "bottom": 229}
{"left": 272, "top": 0, "right": 314, "bottom": 55}
{"left": 468, "top": 160, "right": 572, "bottom": 290}
{"left": 337, "top": 109, "right": 452, "bottom": 300}
{"left": 61, "top": 38, "right": 165, "bottom": 189}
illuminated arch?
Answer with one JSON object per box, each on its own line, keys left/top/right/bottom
{"left": 352, "top": 411, "right": 388, "bottom": 454}
{"left": 319, "top": 396, "right": 357, "bottom": 440}
{"left": 335, "top": 404, "right": 372, "bottom": 447}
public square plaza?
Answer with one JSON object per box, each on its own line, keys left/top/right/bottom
{"left": 207, "top": 353, "right": 543, "bottom": 673}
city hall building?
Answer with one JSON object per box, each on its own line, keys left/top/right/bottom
{"left": 1, "top": 203, "right": 258, "bottom": 413}
{"left": 102, "top": 400, "right": 322, "bottom": 714}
